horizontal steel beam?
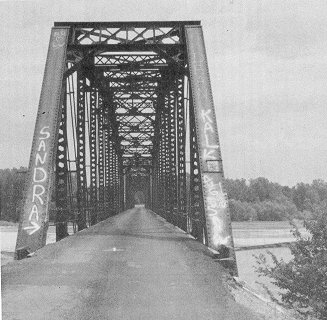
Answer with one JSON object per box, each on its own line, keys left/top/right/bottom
{"left": 54, "top": 21, "right": 200, "bottom": 28}
{"left": 67, "top": 44, "right": 183, "bottom": 51}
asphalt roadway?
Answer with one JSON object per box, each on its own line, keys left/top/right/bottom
{"left": 2, "top": 208, "right": 265, "bottom": 320}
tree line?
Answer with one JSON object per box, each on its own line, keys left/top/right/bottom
{"left": 0, "top": 167, "right": 27, "bottom": 222}
{"left": 1, "top": 167, "right": 327, "bottom": 222}
{"left": 224, "top": 177, "right": 327, "bottom": 221}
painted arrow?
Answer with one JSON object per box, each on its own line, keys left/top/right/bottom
{"left": 23, "top": 221, "right": 41, "bottom": 235}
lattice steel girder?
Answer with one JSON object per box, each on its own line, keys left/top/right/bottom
{"left": 15, "top": 27, "right": 69, "bottom": 259}
{"left": 95, "top": 54, "right": 167, "bottom": 67}
{"left": 185, "top": 25, "right": 237, "bottom": 274}
{"left": 189, "top": 101, "right": 205, "bottom": 240}
{"left": 105, "top": 76, "right": 162, "bottom": 83}
{"left": 176, "top": 77, "right": 187, "bottom": 230}
{"left": 110, "top": 88, "right": 158, "bottom": 94}
{"left": 109, "top": 83, "right": 158, "bottom": 91}
{"left": 55, "top": 21, "right": 200, "bottom": 46}
{"left": 76, "top": 72, "right": 88, "bottom": 231}
{"left": 89, "top": 86, "right": 98, "bottom": 225}
{"left": 96, "top": 53, "right": 166, "bottom": 62}
{"left": 55, "top": 88, "right": 69, "bottom": 241}
{"left": 98, "top": 101, "right": 105, "bottom": 221}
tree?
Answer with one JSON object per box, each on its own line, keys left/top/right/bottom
{"left": 311, "top": 179, "right": 327, "bottom": 204}
{"left": 255, "top": 203, "right": 327, "bottom": 319}
{"left": 292, "top": 182, "right": 320, "bottom": 212}
{"left": 281, "top": 185, "right": 293, "bottom": 202}
{"left": 228, "top": 199, "right": 257, "bottom": 221}
{"left": 224, "top": 178, "right": 250, "bottom": 202}
{"left": 252, "top": 200, "right": 298, "bottom": 221}
{"left": 0, "top": 167, "right": 27, "bottom": 222}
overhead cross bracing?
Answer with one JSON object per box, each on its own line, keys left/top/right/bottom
{"left": 15, "top": 21, "right": 237, "bottom": 275}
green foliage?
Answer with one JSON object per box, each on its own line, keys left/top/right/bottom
{"left": 225, "top": 177, "right": 327, "bottom": 221}
{"left": 255, "top": 204, "right": 327, "bottom": 319}
{"left": 253, "top": 200, "right": 298, "bottom": 221}
{"left": 228, "top": 199, "right": 298, "bottom": 221}
{"left": 228, "top": 199, "right": 257, "bottom": 221}
{"left": 224, "top": 178, "right": 250, "bottom": 202}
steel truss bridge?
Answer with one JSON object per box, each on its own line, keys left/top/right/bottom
{"left": 15, "top": 21, "right": 237, "bottom": 274}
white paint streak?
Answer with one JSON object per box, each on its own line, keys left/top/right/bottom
{"left": 32, "top": 185, "right": 45, "bottom": 205}
{"left": 28, "top": 204, "right": 39, "bottom": 221}
{"left": 35, "top": 152, "right": 47, "bottom": 165}
{"left": 203, "top": 174, "right": 229, "bottom": 247}
{"left": 201, "top": 109, "right": 219, "bottom": 159}
{"left": 201, "top": 109, "right": 213, "bottom": 123}
{"left": 188, "top": 29, "right": 232, "bottom": 249}
{"left": 38, "top": 140, "right": 46, "bottom": 152}
{"left": 23, "top": 221, "right": 41, "bottom": 235}
{"left": 24, "top": 126, "right": 50, "bottom": 235}
{"left": 203, "top": 149, "right": 216, "bottom": 160}
{"left": 33, "top": 167, "right": 47, "bottom": 183}
{"left": 52, "top": 30, "right": 66, "bottom": 49}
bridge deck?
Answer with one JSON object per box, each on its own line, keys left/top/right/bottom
{"left": 2, "top": 208, "right": 262, "bottom": 320}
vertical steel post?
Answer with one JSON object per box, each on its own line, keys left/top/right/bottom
{"left": 176, "top": 76, "right": 187, "bottom": 230}
{"left": 104, "top": 115, "right": 110, "bottom": 217}
{"left": 98, "top": 99, "right": 105, "bottom": 222}
{"left": 189, "top": 100, "right": 205, "bottom": 241}
{"left": 162, "top": 95, "right": 169, "bottom": 220}
{"left": 168, "top": 84, "right": 178, "bottom": 225}
{"left": 55, "top": 85, "right": 69, "bottom": 241}
{"left": 15, "top": 27, "right": 69, "bottom": 259}
{"left": 89, "top": 86, "right": 98, "bottom": 225}
{"left": 185, "top": 25, "right": 237, "bottom": 274}
{"left": 76, "top": 73, "right": 87, "bottom": 231}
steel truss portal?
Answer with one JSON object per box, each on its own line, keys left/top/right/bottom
{"left": 15, "top": 21, "right": 237, "bottom": 275}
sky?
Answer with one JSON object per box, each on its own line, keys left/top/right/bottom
{"left": 0, "top": 0, "right": 327, "bottom": 186}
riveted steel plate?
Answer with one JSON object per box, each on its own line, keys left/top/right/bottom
{"left": 185, "top": 25, "right": 237, "bottom": 273}
{"left": 15, "top": 27, "right": 69, "bottom": 258}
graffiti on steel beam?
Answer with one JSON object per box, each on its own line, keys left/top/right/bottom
{"left": 52, "top": 30, "right": 66, "bottom": 49}
{"left": 23, "top": 126, "right": 50, "bottom": 235}
{"left": 202, "top": 173, "right": 230, "bottom": 247}
{"left": 15, "top": 27, "right": 69, "bottom": 257}
{"left": 201, "top": 109, "right": 219, "bottom": 160}
{"left": 185, "top": 25, "right": 235, "bottom": 256}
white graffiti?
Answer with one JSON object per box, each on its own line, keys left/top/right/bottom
{"left": 203, "top": 174, "right": 227, "bottom": 212}
{"left": 24, "top": 126, "right": 50, "bottom": 235}
{"left": 24, "top": 221, "right": 40, "bottom": 235}
{"left": 200, "top": 109, "right": 219, "bottom": 160}
{"left": 203, "top": 174, "right": 230, "bottom": 247}
{"left": 189, "top": 31, "right": 231, "bottom": 248}
{"left": 52, "top": 30, "right": 66, "bottom": 49}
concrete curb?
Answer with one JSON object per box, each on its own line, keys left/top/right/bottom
{"left": 235, "top": 241, "right": 293, "bottom": 251}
